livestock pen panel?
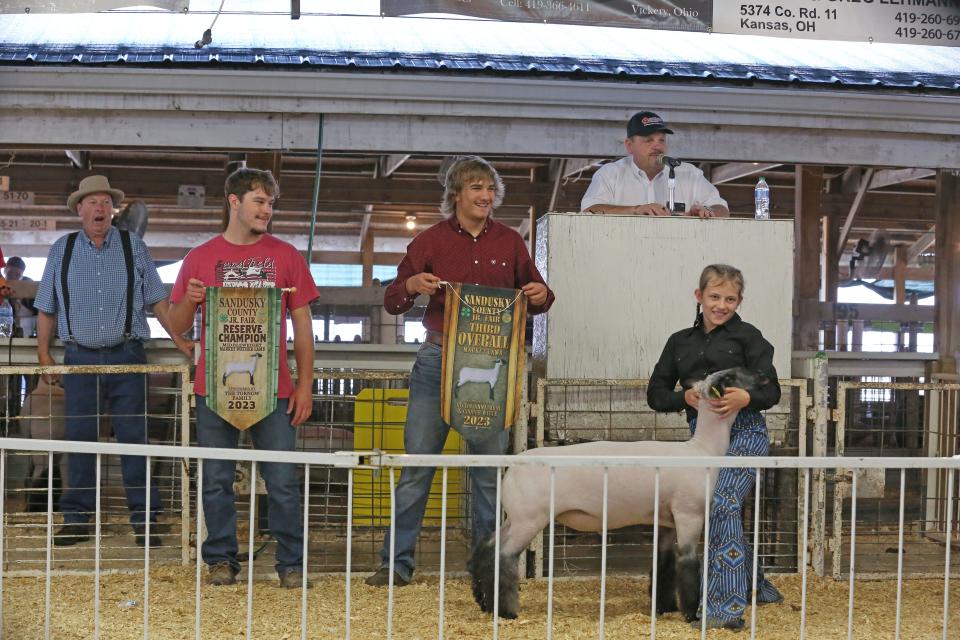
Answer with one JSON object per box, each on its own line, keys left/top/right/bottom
{"left": 0, "top": 364, "right": 190, "bottom": 571}
{"left": 829, "top": 379, "right": 960, "bottom": 578}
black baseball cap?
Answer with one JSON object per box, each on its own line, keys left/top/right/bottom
{"left": 627, "top": 111, "right": 674, "bottom": 137}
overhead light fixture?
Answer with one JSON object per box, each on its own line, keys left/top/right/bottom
{"left": 405, "top": 214, "right": 417, "bottom": 230}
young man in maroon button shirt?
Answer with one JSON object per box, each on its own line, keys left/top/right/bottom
{"left": 366, "top": 156, "right": 555, "bottom": 587}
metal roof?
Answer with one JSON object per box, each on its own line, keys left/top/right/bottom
{"left": 1, "top": 5, "right": 959, "bottom": 91}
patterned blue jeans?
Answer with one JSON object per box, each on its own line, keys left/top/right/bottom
{"left": 689, "top": 409, "right": 783, "bottom": 622}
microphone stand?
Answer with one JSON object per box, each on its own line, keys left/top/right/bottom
{"left": 667, "top": 165, "right": 677, "bottom": 215}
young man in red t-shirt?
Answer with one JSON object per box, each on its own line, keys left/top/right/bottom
{"left": 170, "top": 168, "right": 319, "bottom": 589}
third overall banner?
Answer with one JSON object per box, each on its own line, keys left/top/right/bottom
{"left": 205, "top": 286, "right": 281, "bottom": 430}
{"left": 440, "top": 282, "right": 528, "bottom": 444}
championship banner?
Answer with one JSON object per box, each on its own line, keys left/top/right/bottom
{"left": 381, "top": 0, "right": 711, "bottom": 32}
{"left": 440, "top": 283, "right": 528, "bottom": 444}
{"left": 205, "top": 287, "right": 280, "bottom": 431}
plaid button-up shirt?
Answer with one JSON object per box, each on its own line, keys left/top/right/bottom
{"left": 35, "top": 227, "right": 167, "bottom": 348}
{"left": 384, "top": 216, "right": 554, "bottom": 332}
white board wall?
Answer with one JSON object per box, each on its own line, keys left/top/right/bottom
{"left": 533, "top": 214, "right": 794, "bottom": 380}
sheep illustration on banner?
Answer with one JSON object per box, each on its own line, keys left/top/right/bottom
{"left": 205, "top": 287, "right": 281, "bottom": 430}
{"left": 440, "top": 282, "right": 527, "bottom": 444}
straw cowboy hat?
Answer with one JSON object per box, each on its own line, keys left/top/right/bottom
{"left": 66, "top": 175, "right": 124, "bottom": 211}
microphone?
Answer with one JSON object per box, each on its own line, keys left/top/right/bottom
{"left": 657, "top": 154, "right": 683, "bottom": 168}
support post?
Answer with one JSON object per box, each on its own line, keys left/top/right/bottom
{"left": 795, "top": 165, "right": 824, "bottom": 350}
{"left": 934, "top": 170, "right": 960, "bottom": 373}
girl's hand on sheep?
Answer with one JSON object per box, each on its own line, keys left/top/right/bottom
{"left": 185, "top": 278, "right": 206, "bottom": 304}
{"left": 406, "top": 272, "right": 442, "bottom": 296}
{"left": 521, "top": 282, "right": 548, "bottom": 306}
{"left": 684, "top": 387, "right": 700, "bottom": 410}
{"left": 708, "top": 387, "right": 751, "bottom": 418}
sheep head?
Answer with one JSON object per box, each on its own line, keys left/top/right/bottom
{"left": 695, "top": 367, "right": 768, "bottom": 400}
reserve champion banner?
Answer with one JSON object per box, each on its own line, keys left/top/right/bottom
{"left": 381, "top": 0, "right": 960, "bottom": 46}
{"left": 440, "top": 283, "right": 528, "bottom": 444}
{"left": 205, "top": 287, "right": 280, "bottom": 431}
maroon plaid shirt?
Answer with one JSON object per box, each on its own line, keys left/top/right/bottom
{"left": 384, "top": 216, "right": 555, "bottom": 332}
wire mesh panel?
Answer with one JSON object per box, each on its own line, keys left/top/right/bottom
{"left": 832, "top": 380, "right": 960, "bottom": 578}
{"left": 0, "top": 364, "right": 190, "bottom": 573}
{"left": 533, "top": 378, "right": 806, "bottom": 578}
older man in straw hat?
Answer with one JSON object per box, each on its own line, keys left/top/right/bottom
{"left": 34, "top": 175, "right": 189, "bottom": 548}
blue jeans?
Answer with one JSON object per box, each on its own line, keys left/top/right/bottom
{"left": 60, "top": 340, "right": 160, "bottom": 526}
{"left": 378, "top": 342, "right": 510, "bottom": 582}
{"left": 196, "top": 397, "right": 303, "bottom": 575}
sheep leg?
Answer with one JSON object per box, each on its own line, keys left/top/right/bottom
{"left": 650, "top": 527, "right": 679, "bottom": 615}
{"left": 676, "top": 543, "right": 701, "bottom": 623}
{"left": 468, "top": 531, "right": 521, "bottom": 618}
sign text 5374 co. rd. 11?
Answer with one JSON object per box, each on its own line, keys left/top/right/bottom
{"left": 715, "top": 1, "right": 960, "bottom": 46}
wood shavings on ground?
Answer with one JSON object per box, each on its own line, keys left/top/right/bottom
{"left": 4, "top": 566, "right": 958, "bottom": 639}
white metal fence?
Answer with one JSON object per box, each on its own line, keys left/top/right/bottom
{"left": 1, "top": 437, "right": 958, "bottom": 640}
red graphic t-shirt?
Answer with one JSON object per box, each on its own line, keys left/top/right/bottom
{"left": 171, "top": 234, "right": 320, "bottom": 398}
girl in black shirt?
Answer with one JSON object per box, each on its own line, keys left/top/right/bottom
{"left": 648, "top": 263, "right": 784, "bottom": 630}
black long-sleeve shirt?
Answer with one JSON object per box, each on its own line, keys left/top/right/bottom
{"left": 647, "top": 313, "right": 781, "bottom": 423}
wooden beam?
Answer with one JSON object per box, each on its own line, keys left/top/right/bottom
{"left": 359, "top": 212, "right": 372, "bottom": 250}
{"left": 548, "top": 159, "right": 565, "bottom": 213}
{"left": 710, "top": 162, "right": 780, "bottom": 185}
{"left": 838, "top": 265, "right": 932, "bottom": 281}
{"left": 801, "top": 300, "right": 934, "bottom": 323}
{"left": 869, "top": 168, "right": 935, "bottom": 190}
{"left": 836, "top": 167, "right": 874, "bottom": 257}
{"left": 379, "top": 154, "right": 411, "bottom": 178}
{"left": 560, "top": 157, "right": 604, "bottom": 179}
{"left": 795, "top": 165, "right": 824, "bottom": 350}
{"left": 894, "top": 245, "right": 907, "bottom": 305}
{"left": 905, "top": 226, "right": 935, "bottom": 264}
{"left": 361, "top": 229, "right": 374, "bottom": 287}
{"left": 935, "top": 170, "right": 960, "bottom": 372}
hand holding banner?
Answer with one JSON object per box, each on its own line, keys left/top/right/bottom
{"left": 440, "top": 282, "right": 528, "bottom": 444}
{"left": 205, "top": 286, "right": 281, "bottom": 430}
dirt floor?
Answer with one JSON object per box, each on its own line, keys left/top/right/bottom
{"left": 4, "top": 567, "right": 959, "bottom": 639}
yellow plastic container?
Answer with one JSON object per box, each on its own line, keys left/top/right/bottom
{"left": 352, "top": 388, "right": 463, "bottom": 526}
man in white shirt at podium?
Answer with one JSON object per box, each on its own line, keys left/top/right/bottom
{"left": 580, "top": 111, "right": 730, "bottom": 218}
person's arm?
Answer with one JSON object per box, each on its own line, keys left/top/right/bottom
{"left": 151, "top": 299, "right": 195, "bottom": 358}
{"left": 585, "top": 203, "right": 671, "bottom": 216}
{"left": 286, "top": 304, "right": 315, "bottom": 427}
{"left": 646, "top": 335, "right": 688, "bottom": 413}
{"left": 383, "top": 237, "right": 433, "bottom": 315}
{"left": 685, "top": 170, "right": 730, "bottom": 218}
{"left": 686, "top": 203, "right": 730, "bottom": 218}
{"left": 169, "top": 278, "right": 205, "bottom": 335}
{"left": 514, "top": 235, "right": 555, "bottom": 314}
{"left": 36, "top": 311, "right": 59, "bottom": 384}
{"left": 743, "top": 330, "right": 781, "bottom": 411}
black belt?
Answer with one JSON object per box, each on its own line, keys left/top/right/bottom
{"left": 425, "top": 330, "right": 444, "bottom": 346}
{"left": 70, "top": 339, "right": 138, "bottom": 352}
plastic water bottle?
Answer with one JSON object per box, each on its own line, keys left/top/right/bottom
{"left": 0, "top": 301, "right": 13, "bottom": 338}
{"left": 754, "top": 176, "right": 770, "bottom": 220}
